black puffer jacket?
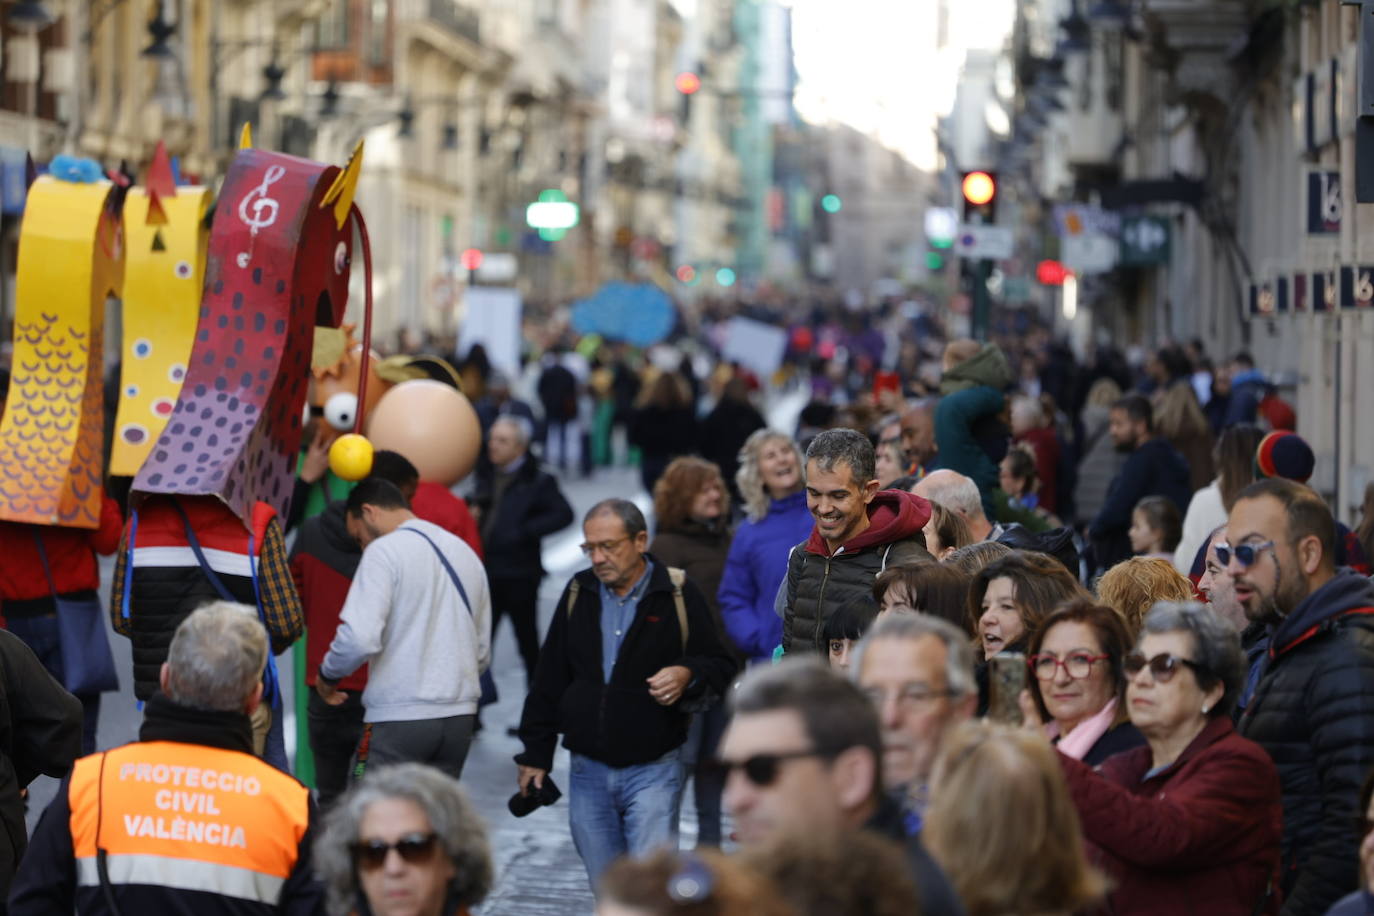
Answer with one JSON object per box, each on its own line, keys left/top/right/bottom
{"left": 783, "top": 491, "right": 933, "bottom": 654}
{"left": 1238, "top": 569, "right": 1374, "bottom": 916}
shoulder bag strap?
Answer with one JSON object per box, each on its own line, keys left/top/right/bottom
{"left": 121, "top": 510, "right": 138, "bottom": 620}
{"left": 667, "top": 567, "right": 688, "bottom": 653}
{"left": 30, "top": 530, "right": 58, "bottom": 599}
{"left": 169, "top": 500, "right": 237, "bottom": 603}
{"left": 399, "top": 527, "right": 472, "bottom": 616}
{"left": 565, "top": 579, "right": 582, "bottom": 621}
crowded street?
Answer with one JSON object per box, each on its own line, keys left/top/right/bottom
{"left": 7, "top": 0, "right": 1374, "bottom": 915}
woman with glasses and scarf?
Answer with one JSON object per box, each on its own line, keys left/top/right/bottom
{"left": 1042, "top": 601, "right": 1283, "bottom": 915}
{"left": 316, "top": 763, "right": 493, "bottom": 916}
{"left": 1025, "top": 599, "right": 1144, "bottom": 766}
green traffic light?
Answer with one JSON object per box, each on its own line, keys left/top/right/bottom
{"left": 926, "top": 252, "right": 945, "bottom": 270}
{"left": 715, "top": 267, "right": 737, "bottom": 287}
{"left": 821, "top": 194, "right": 842, "bottom": 214}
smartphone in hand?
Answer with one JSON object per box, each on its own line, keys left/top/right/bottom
{"left": 988, "top": 652, "right": 1027, "bottom": 725}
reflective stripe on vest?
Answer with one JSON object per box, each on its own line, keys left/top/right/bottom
{"left": 68, "top": 742, "right": 310, "bottom": 904}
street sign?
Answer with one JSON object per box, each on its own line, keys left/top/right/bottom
{"left": 954, "top": 224, "right": 1013, "bottom": 260}
{"left": 476, "top": 252, "right": 517, "bottom": 284}
{"left": 1061, "top": 234, "right": 1118, "bottom": 274}
{"left": 1339, "top": 265, "right": 1374, "bottom": 307}
{"left": 1119, "top": 215, "right": 1171, "bottom": 266}
{"left": 925, "top": 207, "right": 958, "bottom": 247}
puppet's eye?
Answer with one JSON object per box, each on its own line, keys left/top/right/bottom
{"left": 324, "top": 392, "right": 357, "bottom": 431}
{"left": 334, "top": 242, "right": 349, "bottom": 275}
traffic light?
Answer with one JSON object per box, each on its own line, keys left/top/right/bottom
{"left": 821, "top": 194, "right": 842, "bottom": 214}
{"left": 676, "top": 70, "right": 700, "bottom": 126}
{"left": 960, "top": 170, "right": 998, "bottom": 224}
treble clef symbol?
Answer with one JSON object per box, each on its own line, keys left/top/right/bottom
{"left": 236, "top": 165, "right": 286, "bottom": 268}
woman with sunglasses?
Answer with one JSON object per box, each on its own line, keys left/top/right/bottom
{"left": 316, "top": 763, "right": 493, "bottom": 916}
{"left": 1048, "top": 601, "right": 1282, "bottom": 915}
{"left": 1025, "top": 599, "right": 1144, "bottom": 766}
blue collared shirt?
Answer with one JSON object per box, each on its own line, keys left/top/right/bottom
{"left": 599, "top": 559, "right": 653, "bottom": 681}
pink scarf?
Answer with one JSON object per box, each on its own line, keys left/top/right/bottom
{"left": 1046, "top": 697, "right": 1119, "bottom": 760}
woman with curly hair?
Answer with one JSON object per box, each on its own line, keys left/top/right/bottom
{"left": 650, "top": 455, "right": 735, "bottom": 848}
{"left": 315, "top": 763, "right": 492, "bottom": 916}
{"left": 718, "top": 431, "right": 813, "bottom": 663}
{"left": 1096, "top": 556, "right": 1196, "bottom": 634}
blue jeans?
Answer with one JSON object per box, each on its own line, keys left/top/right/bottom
{"left": 6, "top": 614, "right": 101, "bottom": 755}
{"left": 569, "top": 749, "right": 684, "bottom": 889}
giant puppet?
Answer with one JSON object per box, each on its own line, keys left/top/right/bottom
{"left": 111, "top": 132, "right": 366, "bottom": 769}
{"left": 109, "top": 142, "right": 212, "bottom": 476}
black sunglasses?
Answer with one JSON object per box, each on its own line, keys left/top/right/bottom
{"left": 350, "top": 832, "right": 439, "bottom": 870}
{"left": 1123, "top": 652, "right": 1205, "bottom": 684}
{"left": 706, "top": 750, "right": 830, "bottom": 787}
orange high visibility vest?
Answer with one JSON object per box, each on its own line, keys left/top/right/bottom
{"left": 68, "top": 742, "right": 310, "bottom": 904}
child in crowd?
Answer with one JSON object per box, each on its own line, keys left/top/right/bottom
{"left": 823, "top": 593, "right": 880, "bottom": 673}
{"left": 1128, "top": 495, "right": 1182, "bottom": 561}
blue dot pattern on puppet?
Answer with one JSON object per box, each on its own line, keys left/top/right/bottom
{"left": 125, "top": 385, "right": 138, "bottom": 398}
{"left": 133, "top": 339, "right": 153, "bottom": 359}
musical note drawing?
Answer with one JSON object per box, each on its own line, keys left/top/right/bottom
{"left": 235, "top": 165, "right": 286, "bottom": 268}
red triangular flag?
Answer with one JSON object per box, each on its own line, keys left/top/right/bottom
{"left": 146, "top": 141, "right": 176, "bottom": 198}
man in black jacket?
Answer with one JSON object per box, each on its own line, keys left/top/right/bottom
{"left": 1227, "top": 478, "right": 1374, "bottom": 916}
{"left": 1088, "top": 394, "right": 1192, "bottom": 571}
{"left": 470, "top": 416, "right": 574, "bottom": 686}
{"left": 515, "top": 498, "right": 736, "bottom": 890}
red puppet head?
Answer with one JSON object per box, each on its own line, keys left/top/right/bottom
{"left": 132, "top": 139, "right": 364, "bottom": 524}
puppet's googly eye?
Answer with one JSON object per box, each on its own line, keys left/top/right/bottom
{"left": 324, "top": 392, "right": 358, "bottom": 431}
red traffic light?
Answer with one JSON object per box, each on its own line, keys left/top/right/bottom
{"left": 1036, "top": 259, "right": 1070, "bottom": 286}
{"left": 962, "top": 171, "right": 997, "bottom": 206}
{"left": 460, "top": 248, "right": 484, "bottom": 271}
{"left": 675, "top": 72, "right": 702, "bottom": 96}
{"left": 675, "top": 264, "right": 697, "bottom": 284}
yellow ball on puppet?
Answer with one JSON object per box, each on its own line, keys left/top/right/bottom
{"left": 366, "top": 379, "right": 481, "bottom": 485}
{"left": 329, "top": 433, "right": 375, "bottom": 481}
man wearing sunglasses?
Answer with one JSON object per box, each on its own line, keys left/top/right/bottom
{"left": 718, "top": 659, "right": 965, "bottom": 916}
{"left": 515, "top": 499, "right": 736, "bottom": 890}
{"left": 1227, "top": 478, "right": 1374, "bottom": 916}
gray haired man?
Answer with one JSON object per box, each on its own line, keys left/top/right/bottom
{"left": 11, "top": 603, "right": 326, "bottom": 913}
{"left": 854, "top": 613, "right": 978, "bottom": 828}
{"left": 782, "top": 429, "right": 934, "bottom": 654}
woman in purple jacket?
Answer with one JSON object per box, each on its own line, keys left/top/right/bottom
{"left": 718, "top": 430, "right": 814, "bottom": 662}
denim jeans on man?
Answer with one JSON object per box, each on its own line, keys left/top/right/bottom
{"left": 569, "top": 747, "right": 684, "bottom": 888}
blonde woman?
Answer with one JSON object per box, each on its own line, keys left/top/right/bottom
{"left": 1096, "top": 556, "right": 1196, "bottom": 635}
{"left": 718, "top": 431, "right": 813, "bottom": 662}
{"left": 924, "top": 720, "right": 1106, "bottom": 916}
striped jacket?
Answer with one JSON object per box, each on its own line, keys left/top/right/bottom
{"left": 110, "top": 495, "right": 302, "bottom": 701}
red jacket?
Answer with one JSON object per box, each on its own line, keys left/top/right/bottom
{"left": 288, "top": 501, "right": 366, "bottom": 691}
{"left": 1014, "top": 426, "right": 1060, "bottom": 515}
{"left": 1060, "top": 716, "right": 1282, "bottom": 916}
{"left": 0, "top": 493, "right": 123, "bottom": 603}
{"left": 412, "top": 481, "right": 483, "bottom": 559}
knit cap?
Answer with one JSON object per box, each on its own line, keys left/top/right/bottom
{"left": 1254, "top": 430, "right": 1314, "bottom": 483}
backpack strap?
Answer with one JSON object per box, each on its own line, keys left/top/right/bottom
{"left": 564, "top": 579, "right": 582, "bottom": 621}
{"left": 668, "top": 566, "right": 688, "bottom": 653}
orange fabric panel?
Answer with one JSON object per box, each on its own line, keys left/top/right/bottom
{"left": 69, "top": 743, "right": 309, "bottom": 879}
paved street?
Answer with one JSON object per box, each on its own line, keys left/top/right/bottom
{"left": 27, "top": 465, "right": 673, "bottom": 915}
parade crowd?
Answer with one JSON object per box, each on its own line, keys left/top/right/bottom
{"left": 4, "top": 299, "right": 1374, "bottom": 916}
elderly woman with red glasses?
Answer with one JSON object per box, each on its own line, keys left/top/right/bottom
{"left": 1025, "top": 599, "right": 1144, "bottom": 766}
{"left": 316, "top": 763, "right": 492, "bottom": 916}
{"left": 1037, "top": 601, "right": 1283, "bottom": 915}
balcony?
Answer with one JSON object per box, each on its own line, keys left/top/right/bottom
{"left": 425, "top": 0, "right": 481, "bottom": 46}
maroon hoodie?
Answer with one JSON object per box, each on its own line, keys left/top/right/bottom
{"left": 805, "top": 489, "right": 933, "bottom": 557}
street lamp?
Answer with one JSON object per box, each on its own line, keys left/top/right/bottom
{"left": 141, "top": 9, "right": 177, "bottom": 59}
{"left": 320, "top": 80, "right": 341, "bottom": 118}
{"left": 5, "top": 1, "right": 54, "bottom": 31}
{"left": 260, "top": 58, "right": 287, "bottom": 102}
